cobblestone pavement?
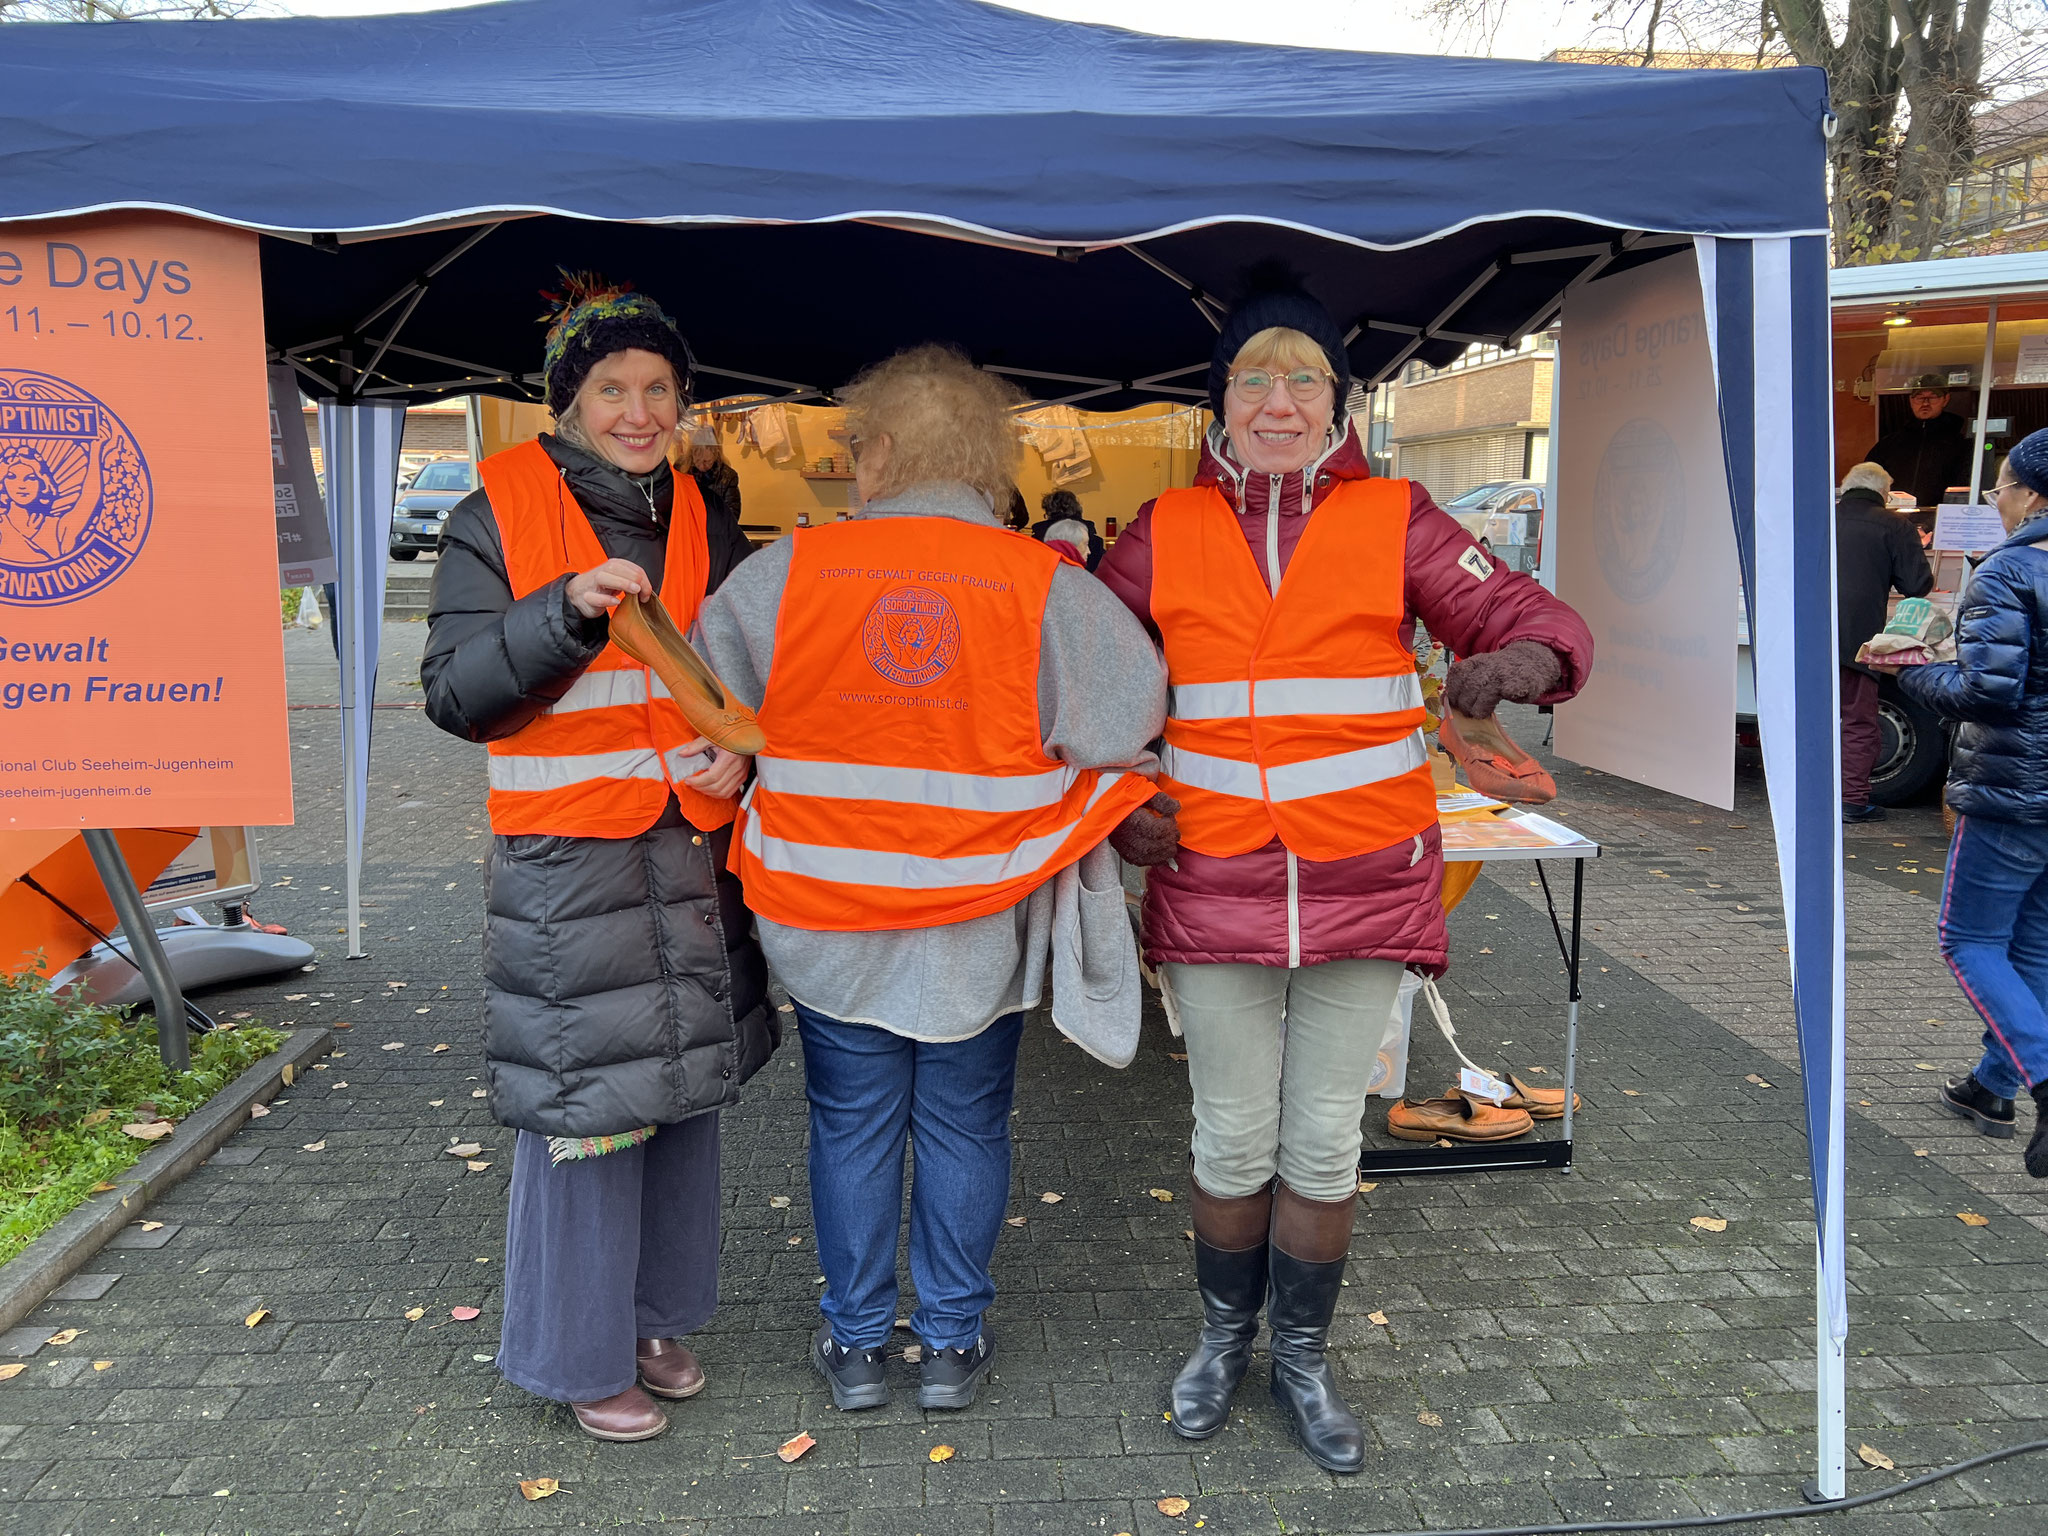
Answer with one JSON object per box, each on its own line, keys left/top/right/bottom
{"left": 0, "top": 631, "right": 2042, "bottom": 1535}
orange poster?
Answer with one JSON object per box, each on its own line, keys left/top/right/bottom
{"left": 0, "top": 212, "right": 291, "bottom": 828}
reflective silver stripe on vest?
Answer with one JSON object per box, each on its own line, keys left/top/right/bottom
{"left": 1264, "top": 731, "right": 1428, "bottom": 803}
{"left": 1169, "top": 673, "right": 1421, "bottom": 721}
{"left": 755, "top": 755, "right": 1076, "bottom": 813}
{"left": 488, "top": 746, "right": 664, "bottom": 792}
{"left": 1157, "top": 743, "right": 1264, "bottom": 800}
{"left": 544, "top": 669, "right": 674, "bottom": 714}
{"left": 743, "top": 771, "right": 1125, "bottom": 889}
{"left": 1160, "top": 732, "right": 1427, "bottom": 804}
{"left": 665, "top": 743, "right": 714, "bottom": 778}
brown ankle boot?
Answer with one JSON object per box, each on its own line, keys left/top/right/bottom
{"left": 571, "top": 1384, "right": 669, "bottom": 1442}
{"left": 637, "top": 1337, "right": 706, "bottom": 1400}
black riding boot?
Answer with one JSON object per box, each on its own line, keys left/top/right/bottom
{"left": 1168, "top": 1178, "right": 1270, "bottom": 1440}
{"left": 2028, "top": 1084, "right": 2048, "bottom": 1179}
{"left": 1266, "top": 1181, "right": 1364, "bottom": 1474}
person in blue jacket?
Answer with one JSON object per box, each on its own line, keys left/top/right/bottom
{"left": 1880, "top": 427, "right": 2048, "bottom": 1177}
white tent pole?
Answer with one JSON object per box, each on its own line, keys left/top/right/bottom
{"left": 1815, "top": 1240, "right": 1847, "bottom": 1499}
{"left": 1969, "top": 304, "right": 1999, "bottom": 504}
{"left": 334, "top": 401, "right": 365, "bottom": 960}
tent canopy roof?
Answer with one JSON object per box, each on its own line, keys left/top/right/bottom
{"left": 0, "top": 0, "right": 1832, "bottom": 405}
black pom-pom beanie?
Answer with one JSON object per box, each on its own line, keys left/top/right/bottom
{"left": 1207, "top": 275, "right": 1351, "bottom": 419}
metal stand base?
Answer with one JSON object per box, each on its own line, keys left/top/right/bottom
{"left": 1358, "top": 1138, "right": 1571, "bottom": 1177}
{"left": 1800, "top": 1480, "right": 1839, "bottom": 1506}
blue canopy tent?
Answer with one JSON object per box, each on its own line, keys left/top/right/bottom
{"left": 0, "top": 0, "right": 1846, "bottom": 1498}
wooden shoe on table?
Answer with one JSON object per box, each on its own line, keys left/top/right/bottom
{"left": 1387, "top": 1095, "right": 1534, "bottom": 1143}
{"left": 1449, "top": 1073, "right": 1579, "bottom": 1121}
{"left": 1436, "top": 711, "right": 1556, "bottom": 804}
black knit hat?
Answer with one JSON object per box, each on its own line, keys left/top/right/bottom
{"left": 1208, "top": 265, "right": 1351, "bottom": 419}
{"left": 539, "top": 272, "right": 696, "bottom": 416}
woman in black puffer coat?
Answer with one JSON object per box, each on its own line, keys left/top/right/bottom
{"left": 423, "top": 281, "right": 774, "bottom": 1443}
{"left": 1886, "top": 429, "right": 2048, "bottom": 1179}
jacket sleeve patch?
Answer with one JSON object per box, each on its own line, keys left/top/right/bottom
{"left": 1458, "top": 545, "right": 1495, "bottom": 582}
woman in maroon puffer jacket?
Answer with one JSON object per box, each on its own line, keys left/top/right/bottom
{"left": 1098, "top": 282, "right": 1591, "bottom": 1472}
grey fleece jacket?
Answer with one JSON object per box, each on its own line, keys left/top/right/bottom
{"left": 695, "top": 482, "right": 1167, "bottom": 1041}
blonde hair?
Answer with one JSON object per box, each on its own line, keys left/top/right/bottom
{"left": 840, "top": 344, "right": 1023, "bottom": 505}
{"left": 1840, "top": 461, "right": 1893, "bottom": 496}
{"left": 1230, "top": 326, "right": 1334, "bottom": 379}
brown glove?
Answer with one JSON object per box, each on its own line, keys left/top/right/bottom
{"left": 1109, "top": 791, "right": 1181, "bottom": 867}
{"left": 1443, "top": 640, "right": 1563, "bottom": 720}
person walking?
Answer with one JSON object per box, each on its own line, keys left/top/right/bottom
{"left": 1865, "top": 376, "right": 1976, "bottom": 510}
{"left": 1097, "top": 276, "right": 1593, "bottom": 1472}
{"left": 1880, "top": 429, "right": 2048, "bottom": 1179}
{"left": 422, "top": 278, "right": 777, "bottom": 1442}
{"left": 1835, "top": 460, "right": 1933, "bottom": 823}
{"left": 696, "top": 344, "right": 1168, "bottom": 1413}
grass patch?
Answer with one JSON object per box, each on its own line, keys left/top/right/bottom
{"left": 1, "top": 968, "right": 285, "bottom": 1263}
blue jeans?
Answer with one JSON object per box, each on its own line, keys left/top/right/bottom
{"left": 1939, "top": 815, "right": 2048, "bottom": 1098}
{"left": 795, "top": 1003, "right": 1023, "bottom": 1352}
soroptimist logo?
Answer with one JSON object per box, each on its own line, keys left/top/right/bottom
{"left": 1592, "top": 416, "right": 1685, "bottom": 605}
{"left": 861, "top": 584, "right": 961, "bottom": 688}
{"left": 0, "top": 370, "right": 152, "bottom": 608}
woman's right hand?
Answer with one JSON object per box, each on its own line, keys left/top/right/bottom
{"left": 566, "top": 558, "right": 653, "bottom": 618}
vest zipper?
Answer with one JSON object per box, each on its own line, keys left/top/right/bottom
{"left": 1263, "top": 473, "right": 1300, "bottom": 969}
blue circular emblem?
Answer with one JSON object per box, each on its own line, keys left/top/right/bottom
{"left": 1593, "top": 415, "right": 1685, "bottom": 605}
{"left": 862, "top": 584, "right": 961, "bottom": 688}
{"left": 0, "top": 370, "right": 152, "bottom": 608}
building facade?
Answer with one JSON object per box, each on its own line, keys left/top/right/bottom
{"left": 1386, "top": 333, "right": 1553, "bottom": 502}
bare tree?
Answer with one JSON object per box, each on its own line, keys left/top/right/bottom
{"left": 0, "top": 0, "right": 270, "bottom": 18}
{"left": 1427, "top": 0, "right": 2048, "bottom": 263}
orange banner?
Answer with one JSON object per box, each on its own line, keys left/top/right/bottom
{"left": 0, "top": 212, "right": 291, "bottom": 828}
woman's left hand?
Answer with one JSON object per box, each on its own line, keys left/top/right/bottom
{"left": 682, "top": 744, "right": 750, "bottom": 799}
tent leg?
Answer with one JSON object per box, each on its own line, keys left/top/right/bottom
{"left": 334, "top": 404, "right": 366, "bottom": 960}
{"left": 1804, "top": 1247, "right": 1848, "bottom": 1502}
{"left": 81, "top": 830, "right": 191, "bottom": 1073}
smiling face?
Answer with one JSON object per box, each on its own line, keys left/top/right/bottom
{"left": 1221, "top": 328, "right": 1337, "bottom": 476}
{"left": 569, "top": 349, "right": 681, "bottom": 474}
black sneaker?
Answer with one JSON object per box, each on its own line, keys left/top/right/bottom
{"left": 918, "top": 1329, "right": 995, "bottom": 1410}
{"left": 811, "top": 1323, "right": 889, "bottom": 1411}
{"left": 1843, "top": 802, "right": 1888, "bottom": 824}
{"left": 1941, "top": 1074, "right": 2016, "bottom": 1138}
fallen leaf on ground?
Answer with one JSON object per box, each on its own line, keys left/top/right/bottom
{"left": 247, "top": 1103, "right": 270, "bottom": 1118}
{"left": 1005, "top": 1216, "right": 1026, "bottom": 1227}
{"left": 1434, "top": 1139, "right": 1454, "bottom": 1148}
{"left": 302, "top": 1140, "right": 326, "bottom": 1152}
{"left": 471, "top": 1089, "right": 488, "bottom": 1099}
{"left": 1357, "top": 1180, "right": 1378, "bottom": 1193}
{"left": 1913, "top": 1063, "right": 1937, "bottom": 1071}
{"left": 138, "top": 1221, "right": 163, "bottom": 1232}
{"left": 281, "top": 1064, "right": 294, "bottom": 1085}
{"left": 1957, "top": 1212, "right": 1990, "bottom": 1227}
{"left": 89, "top": 1181, "right": 116, "bottom": 1193}
{"left": 45, "top": 1329, "right": 80, "bottom": 1346}
{"left": 0, "top": 1364, "right": 25, "bottom": 1380}
{"left": 929, "top": 1444, "right": 955, "bottom": 1463}
{"left": 1182, "top": 1229, "right": 1195, "bottom": 1241}
{"left": 285, "top": 993, "right": 307, "bottom": 1001}
{"left": 80, "top": 1108, "right": 114, "bottom": 1129}
{"left": 1690, "top": 1216, "right": 1729, "bottom": 1233}
{"left": 769, "top": 1195, "right": 791, "bottom": 1209}
{"left": 121, "top": 1121, "right": 173, "bottom": 1141}
{"left": 777, "top": 1433, "right": 816, "bottom": 1463}
{"left": 1523, "top": 1065, "right": 1548, "bottom": 1074}
{"left": 517, "top": 1478, "right": 561, "bottom": 1501}
{"left": 1039, "top": 1191, "right": 1063, "bottom": 1204}
{"left": 244, "top": 1308, "right": 270, "bottom": 1328}
{"left": 450, "top": 1306, "right": 481, "bottom": 1321}
{"left": 1147, "top": 1188, "right": 1174, "bottom": 1202}
{"left": 1744, "top": 1074, "right": 1774, "bottom": 1088}
{"left": 1417, "top": 1410, "right": 1443, "bottom": 1427}
{"left": 786, "top": 1234, "right": 802, "bottom": 1246}
{"left": 414, "top": 1007, "right": 431, "bottom": 1015}
{"left": 431, "top": 1043, "right": 450, "bottom": 1053}
{"left": 427, "top": 1099, "right": 443, "bottom": 1108}
{"left": 382, "top": 1042, "right": 406, "bottom": 1052}
{"left": 405, "top": 1307, "right": 425, "bottom": 1321}
{"left": 1157, "top": 1495, "right": 1190, "bottom": 1516}
{"left": 1621, "top": 1089, "right": 1641, "bottom": 1097}
{"left": 1168, "top": 1052, "right": 1189, "bottom": 1062}
{"left": 330, "top": 1082, "right": 348, "bottom": 1089}
{"left": 1914, "top": 1148, "right": 1931, "bottom": 1157}
{"left": 1857, "top": 1443, "right": 1896, "bottom": 1471}
{"left": 92, "top": 1360, "right": 112, "bottom": 1371}
{"left": 1367, "top": 1310, "right": 1389, "bottom": 1326}
{"left": 466, "top": 1160, "right": 491, "bottom": 1172}
{"left": 446, "top": 1143, "right": 483, "bottom": 1158}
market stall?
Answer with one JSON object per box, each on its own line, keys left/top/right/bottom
{"left": 0, "top": 0, "right": 1846, "bottom": 1495}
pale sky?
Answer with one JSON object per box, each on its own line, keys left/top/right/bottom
{"left": 276, "top": 0, "right": 1594, "bottom": 60}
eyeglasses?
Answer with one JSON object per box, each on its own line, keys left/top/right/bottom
{"left": 1992, "top": 480, "right": 2021, "bottom": 497}
{"left": 1227, "top": 367, "right": 1334, "bottom": 403}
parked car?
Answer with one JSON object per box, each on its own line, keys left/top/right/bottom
{"left": 389, "top": 459, "right": 474, "bottom": 560}
{"left": 1443, "top": 480, "right": 1544, "bottom": 574}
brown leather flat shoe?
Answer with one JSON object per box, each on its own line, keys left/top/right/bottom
{"left": 1449, "top": 1073, "right": 1580, "bottom": 1121}
{"left": 609, "top": 590, "right": 767, "bottom": 756}
{"left": 1387, "top": 1095, "right": 1534, "bottom": 1144}
{"left": 1437, "top": 711, "right": 1557, "bottom": 805}
{"left": 571, "top": 1384, "right": 669, "bottom": 1442}
{"left": 637, "top": 1337, "right": 706, "bottom": 1400}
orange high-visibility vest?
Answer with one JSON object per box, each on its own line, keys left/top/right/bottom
{"left": 1151, "top": 479, "right": 1435, "bottom": 861}
{"left": 730, "top": 516, "right": 1155, "bottom": 931}
{"left": 481, "top": 439, "right": 736, "bottom": 838}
